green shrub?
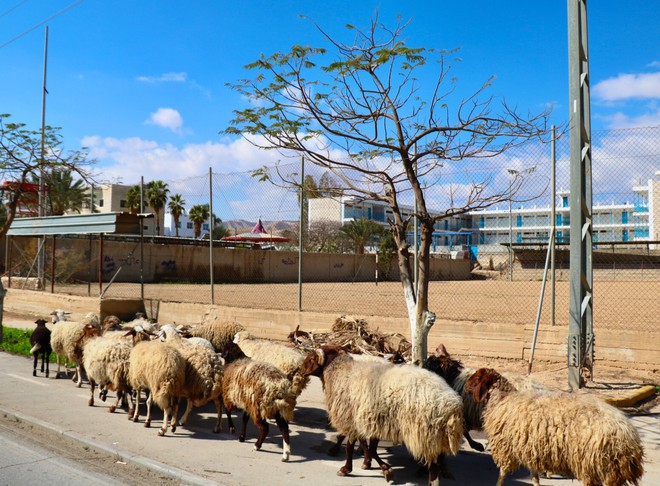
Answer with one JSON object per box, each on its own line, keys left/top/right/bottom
{"left": 0, "top": 327, "right": 57, "bottom": 363}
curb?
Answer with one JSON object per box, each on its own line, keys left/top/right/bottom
{"left": 0, "top": 406, "right": 224, "bottom": 486}
{"left": 603, "top": 385, "right": 658, "bottom": 408}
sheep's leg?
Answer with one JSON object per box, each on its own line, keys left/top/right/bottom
{"left": 495, "top": 469, "right": 508, "bottom": 486}
{"left": 32, "top": 354, "right": 38, "bottom": 377}
{"left": 211, "top": 398, "right": 223, "bottom": 433}
{"left": 159, "top": 404, "right": 170, "bottom": 437}
{"left": 132, "top": 388, "right": 141, "bottom": 422}
{"left": 253, "top": 416, "right": 269, "bottom": 451}
{"left": 109, "top": 390, "right": 121, "bottom": 413}
{"left": 144, "top": 393, "right": 153, "bottom": 428}
{"left": 239, "top": 411, "right": 250, "bottom": 442}
{"left": 329, "top": 434, "right": 345, "bottom": 456}
{"left": 359, "top": 438, "right": 372, "bottom": 469}
{"left": 530, "top": 470, "right": 541, "bottom": 486}
{"left": 73, "top": 363, "right": 83, "bottom": 387}
{"left": 55, "top": 354, "right": 62, "bottom": 378}
{"left": 179, "top": 397, "right": 193, "bottom": 426}
{"left": 44, "top": 352, "right": 50, "bottom": 377}
{"left": 100, "top": 385, "right": 108, "bottom": 402}
{"left": 428, "top": 458, "right": 441, "bottom": 486}
{"left": 224, "top": 406, "right": 236, "bottom": 434}
{"left": 367, "top": 439, "right": 393, "bottom": 482}
{"left": 170, "top": 397, "right": 179, "bottom": 433}
{"left": 88, "top": 379, "right": 96, "bottom": 406}
{"left": 274, "top": 412, "right": 290, "bottom": 462}
{"left": 465, "top": 431, "right": 485, "bottom": 452}
{"left": 338, "top": 438, "right": 356, "bottom": 476}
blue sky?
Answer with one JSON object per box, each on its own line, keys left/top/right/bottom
{"left": 1, "top": 0, "right": 659, "bottom": 189}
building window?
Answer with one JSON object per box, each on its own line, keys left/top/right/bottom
{"left": 99, "top": 199, "right": 104, "bottom": 207}
{"left": 562, "top": 196, "right": 569, "bottom": 208}
{"left": 120, "top": 200, "right": 126, "bottom": 208}
{"left": 186, "top": 222, "right": 193, "bottom": 229}
{"left": 622, "top": 211, "right": 628, "bottom": 224}
{"left": 175, "top": 222, "right": 181, "bottom": 228}
{"left": 202, "top": 223, "right": 209, "bottom": 231}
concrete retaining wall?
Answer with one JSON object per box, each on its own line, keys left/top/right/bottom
{"left": 4, "top": 288, "right": 656, "bottom": 370}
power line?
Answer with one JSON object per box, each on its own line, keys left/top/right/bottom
{"left": 0, "top": 0, "right": 86, "bottom": 50}
{"left": 0, "top": 0, "right": 29, "bottom": 20}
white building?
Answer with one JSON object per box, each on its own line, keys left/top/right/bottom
{"left": 307, "top": 172, "right": 660, "bottom": 252}
{"left": 163, "top": 213, "right": 211, "bottom": 238}
{"left": 81, "top": 184, "right": 161, "bottom": 236}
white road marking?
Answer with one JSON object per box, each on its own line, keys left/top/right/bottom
{"left": 5, "top": 373, "right": 48, "bottom": 386}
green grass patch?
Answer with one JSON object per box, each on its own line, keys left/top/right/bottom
{"left": 0, "top": 327, "right": 34, "bottom": 356}
{"left": 0, "top": 326, "right": 60, "bottom": 364}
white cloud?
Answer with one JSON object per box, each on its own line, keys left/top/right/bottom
{"left": 600, "top": 107, "right": 660, "bottom": 129}
{"left": 593, "top": 72, "right": 660, "bottom": 101}
{"left": 146, "top": 108, "right": 184, "bottom": 133}
{"left": 136, "top": 72, "right": 187, "bottom": 83}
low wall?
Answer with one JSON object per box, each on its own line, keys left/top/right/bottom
{"left": 3, "top": 288, "right": 657, "bottom": 370}
{"left": 7, "top": 236, "right": 471, "bottom": 284}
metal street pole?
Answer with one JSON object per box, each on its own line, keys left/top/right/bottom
{"left": 551, "top": 125, "right": 557, "bottom": 326}
{"left": 38, "top": 26, "right": 49, "bottom": 284}
{"left": 508, "top": 199, "right": 513, "bottom": 281}
{"left": 297, "top": 157, "right": 305, "bottom": 312}
{"left": 209, "top": 167, "right": 215, "bottom": 305}
{"left": 567, "top": 0, "right": 594, "bottom": 390}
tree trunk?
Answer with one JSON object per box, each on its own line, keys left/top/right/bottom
{"left": 0, "top": 281, "right": 6, "bottom": 344}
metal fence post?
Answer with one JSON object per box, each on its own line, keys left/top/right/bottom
{"left": 298, "top": 157, "right": 305, "bottom": 312}
{"left": 210, "top": 167, "right": 215, "bottom": 305}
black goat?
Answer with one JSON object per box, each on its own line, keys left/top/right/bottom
{"left": 30, "top": 319, "right": 52, "bottom": 377}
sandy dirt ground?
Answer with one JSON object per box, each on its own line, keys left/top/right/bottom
{"left": 50, "top": 279, "right": 660, "bottom": 331}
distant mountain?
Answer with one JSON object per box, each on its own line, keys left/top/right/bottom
{"left": 222, "top": 219, "right": 297, "bottom": 234}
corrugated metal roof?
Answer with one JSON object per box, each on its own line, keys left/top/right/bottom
{"left": 7, "top": 212, "right": 143, "bottom": 236}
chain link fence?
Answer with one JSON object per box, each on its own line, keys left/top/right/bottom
{"left": 3, "top": 125, "right": 658, "bottom": 333}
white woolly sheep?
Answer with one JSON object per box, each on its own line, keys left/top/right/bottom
{"left": 220, "top": 341, "right": 297, "bottom": 462}
{"left": 79, "top": 323, "right": 152, "bottom": 414}
{"left": 158, "top": 325, "right": 227, "bottom": 433}
{"left": 233, "top": 330, "right": 309, "bottom": 396}
{"left": 189, "top": 320, "right": 245, "bottom": 352}
{"left": 50, "top": 311, "right": 101, "bottom": 386}
{"left": 128, "top": 338, "right": 186, "bottom": 436}
{"left": 465, "top": 368, "right": 645, "bottom": 486}
{"left": 300, "top": 345, "right": 464, "bottom": 485}
{"left": 425, "top": 343, "right": 550, "bottom": 453}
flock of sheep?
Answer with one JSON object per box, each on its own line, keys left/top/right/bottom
{"left": 27, "top": 311, "right": 645, "bottom": 486}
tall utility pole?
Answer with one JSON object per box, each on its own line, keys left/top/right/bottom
{"left": 567, "top": 0, "right": 594, "bottom": 390}
{"left": 38, "top": 26, "right": 49, "bottom": 283}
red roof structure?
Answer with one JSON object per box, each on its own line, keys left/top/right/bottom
{"left": 221, "top": 219, "right": 290, "bottom": 243}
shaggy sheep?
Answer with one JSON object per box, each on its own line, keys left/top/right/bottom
{"left": 425, "top": 343, "right": 550, "bottom": 453}
{"left": 464, "top": 368, "right": 645, "bottom": 486}
{"left": 233, "top": 331, "right": 309, "bottom": 396}
{"left": 79, "top": 323, "right": 152, "bottom": 414}
{"left": 29, "top": 318, "right": 52, "bottom": 377}
{"left": 158, "top": 325, "right": 227, "bottom": 433}
{"left": 189, "top": 320, "right": 245, "bottom": 353}
{"left": 49, "top": 311, "right": 101, "bottom": 386}
{"left": 221, "top": 342, "right": 297, "bottom": 461}
{"left": 128, "top": 338, "right": 186, "bottom": 436}
{"left": 300, "top": 345, "right": 464, "bottom": 485}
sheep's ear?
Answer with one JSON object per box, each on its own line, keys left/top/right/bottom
{"left": 436, "top": 343, "right": 449, "bottom": 356}
{"left": 315, "top": 348, "right": 325, "bottom": 366}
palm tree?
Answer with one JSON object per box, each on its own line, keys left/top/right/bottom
{"left": 145, "top": 180, "right": 170, "bottom": 235}
{"left": 125, "top": 185, "right": 142, "bottom": 214}
{"left": 30, "top": 169, "right": 88, "bottom": 215}
{"left": 167, "top": 194, "right": 186, "bottom": 237}
{"left": 188, "top": 204, "right": 210, "bottom": 239}
{"left": 340, "top": 218, "right": 383, "bottom": 254}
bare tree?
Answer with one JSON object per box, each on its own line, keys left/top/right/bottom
{"left": 225, "top": 17, "right": 551, "bottom": 365}
{"left": 0, "top": 114, "right": 95, "bottom": 343}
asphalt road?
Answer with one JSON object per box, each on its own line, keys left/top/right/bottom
{"left": 0, "top": 347, "right": 658, "bottom": 485}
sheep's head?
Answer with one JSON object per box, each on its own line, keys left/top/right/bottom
{"left": 299, "top": 345, "right": 344, "bottom": 377}
{"left": 50, "top": 309, "right": 70, "bottom": 324}
{"left": 34, "top": 318, "right": 48, "bottom": 327}
{"left": 464, "top": 368, "right": 514, "bottom": 404}
{"left": 221, "top": 341, "right": 246, "bottom": 364}
{"left": 102, "top": 315, "right": 122, "bottom": 332}
{"left": 76, "top": 323, "right": 101, "bottom": 345}
{"left": 123, "top": 325, "right": 154, "bottom": 344}
{"left": 233, "top": 330, "right": 251, "bottom": 344}
{"left": 424, "top": 344, "right": 464, "bottom": 384}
